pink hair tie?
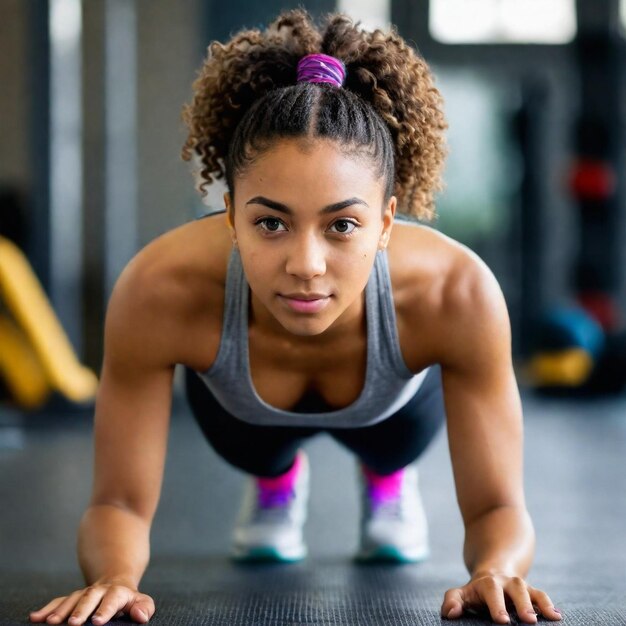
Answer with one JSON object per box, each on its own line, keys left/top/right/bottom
{"left": 297, "top": 53, "right": 346, "bottom": 88}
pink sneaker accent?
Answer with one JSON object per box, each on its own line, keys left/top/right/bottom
{"left": 361, "top": 465, "right": 404, "bottom": 508}
{"left": 256, "top": 451, "right": 303, "bottom": 508}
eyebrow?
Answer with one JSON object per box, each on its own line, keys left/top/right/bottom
{"left": 245, "top": 196, "right": 369, "bottom": 215}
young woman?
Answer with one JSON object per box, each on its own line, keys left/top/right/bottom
{"left": 30, "top": 9, "right": 562, "bottom": 626}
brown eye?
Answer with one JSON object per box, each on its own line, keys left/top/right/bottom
{"left": 330, "top": 220, "right": 357, "bottom": 235}
{"left": 257, "top": 217, "right": 286, "bottom": 232}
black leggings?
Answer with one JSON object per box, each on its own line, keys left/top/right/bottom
{"left": 184, "top": 365, "right": 446, "bottom": 477}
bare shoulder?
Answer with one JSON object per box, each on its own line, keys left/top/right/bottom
{"left": 105, "top": 212, "right": 232, "bottom": 371}
{"left": 388, "top": 219, "right": 509, "bottom": 371}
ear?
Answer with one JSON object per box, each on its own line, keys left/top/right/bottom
{"left": 224, "top": 192, "right": 233, "bottom": 226}
{"left": 379, "top": 196, "right": 396, "bottom": 250}
{"left": 224, "top": 192, "right": 237, "bottom": 246}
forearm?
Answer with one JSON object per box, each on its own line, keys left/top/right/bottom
{"left": 77, "top": 504, "right": 151, "bottom": 588}
{"left": 463, "top": 505, "right": 535, "bottom": 579}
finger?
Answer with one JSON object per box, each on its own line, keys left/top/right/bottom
{"left": 128, "top": 594, "right": 155, "bottom": 623}
{"left": 478, "top": 577, "right": 511, "bottom": 624}
{"left": 129, "top": 604, "right": 151, "bottom": 623}
{"left": 92, "top": 589, "right": 154, "bottom": 625}
{"left": 64, "top": 587, "right": 106, "bottom": 625}
{"left": 504, "top": 577, "right": 536, "bottom": 624}
{"left": 90, "top": 586, "right": 135, "bottom": 625}
{"left": 92, "top": 608, "right": 127, "bottom": 625}
{"left": 441, "top": 588, "right": 465, "bottom": 620}
{"left": 125, "top": 593, "right": 156, "bottom": 624}
{"left": 36, "top": 591, "right": 83, "bottom": 624}
{"left": 29, "top": 597, "right": 67, "bottom": 622}
{"left": 530, "top": 588, "right": 563, "bottom": 621}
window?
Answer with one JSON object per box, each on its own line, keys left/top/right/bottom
{"left": 338, "top": 0, "right": 390, "bottom": 32}
{"left": 431, "top": 69, "right": 518, "bottom": 241}
{"left": 429, "top": 0, "right": 576, "bottom": 44}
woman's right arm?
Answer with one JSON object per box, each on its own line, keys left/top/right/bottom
{"left": 30, "top": 259, "right": 178, "bottom": 625}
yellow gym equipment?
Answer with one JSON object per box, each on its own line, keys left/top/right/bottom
{"left": 0, "top": 235, "right": 98, "bottom": 409}
{"left": 525, "top": 348, "right": 594, "bottom": 388}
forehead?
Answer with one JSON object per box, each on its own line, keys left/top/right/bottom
{"left": 236, "top": 139, "right": 382, "bottom": 198}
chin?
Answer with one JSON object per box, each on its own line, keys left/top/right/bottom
{"left": 268, "top": 305, "right": 334, "bottom": 336}
{"left": 279, "top": 316, "right": 333, "bottom": 337}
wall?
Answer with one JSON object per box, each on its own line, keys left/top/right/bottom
{"left": 136, "top": 0, "right": 207, "bottom": 246}
{"left": 0, "top": 0, "right": 31, "bottom": 190}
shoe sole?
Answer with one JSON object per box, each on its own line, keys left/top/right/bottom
{"left": 355, "top": 545, "right": 430, "bottom": 564}
{"left": 231, "top": 544, "right": 308, "bottom": 563}
{"left": 231, "top": 545, "right": 308, "bottom": 563}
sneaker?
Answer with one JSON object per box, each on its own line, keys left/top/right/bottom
{"left": 231, "top": 449, "right": 309, "bottom": 562}
{"left": 355, "top": 461, "right": 429, "bottom": 563}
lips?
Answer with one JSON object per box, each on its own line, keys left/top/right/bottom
{"left": 278, "top": 293, "right": 332, "bottom": 314}
{"left": 281, "top": 292, "right": 330, "bottom": 301}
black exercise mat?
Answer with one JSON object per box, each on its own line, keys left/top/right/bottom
{"left": 3, "top": 392, "right": 626, "bottom": 625}
{"left": 4, "top": 556, "right": 626, "bottom": 625}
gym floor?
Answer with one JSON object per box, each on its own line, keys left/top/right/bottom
{"left": 1, "top": 380, "right": 626, "bottom": 625}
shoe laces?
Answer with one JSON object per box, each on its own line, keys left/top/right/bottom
{"left": 369, "top": 493, "right": 406, "bottom": 520}
{"left": 250, "top": 485, "right": 296, "bottom": 522}
{"left": 258, "top": 484, "right": 295, "bottom": 508}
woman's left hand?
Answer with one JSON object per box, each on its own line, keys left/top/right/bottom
{"left": 440, "top": 573, "right": 562, "bottom": 623}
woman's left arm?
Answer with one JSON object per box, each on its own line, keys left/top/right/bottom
{"left": 436, "top": 257, "right": 562, "bottom": 624}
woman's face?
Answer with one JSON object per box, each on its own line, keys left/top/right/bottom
{"left": 225, "top": 138, "right": 395, "bottom": 339}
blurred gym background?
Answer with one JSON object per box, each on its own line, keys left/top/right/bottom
{"left": 1, "top": 2, "right": 626, "bottom": 624}
{"left": 3, "top": 0, "right": 626, "bottom": 409}
{"left": 3, "top": 0, "right": 626, "bottom": 405}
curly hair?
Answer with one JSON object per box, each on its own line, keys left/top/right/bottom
{"left": 181, "top": 9, "right": 447, "bottom": 221}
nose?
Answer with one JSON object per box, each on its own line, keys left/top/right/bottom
{"left": 285, "top": 232, "right": 326, "bottom": 280}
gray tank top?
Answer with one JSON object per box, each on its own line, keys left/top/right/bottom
{"left": 195, "top": 218, "right": 429, "bottom": 428}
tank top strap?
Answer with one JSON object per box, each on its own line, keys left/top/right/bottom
{"left": 201, "top": 246, "right": 243, "bottom": 376}
{"left": 372, "top": 249, "right": 414, "bottom": 378}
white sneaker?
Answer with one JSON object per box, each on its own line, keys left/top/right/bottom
{"left": 356, "top": 461, "right": 430, "bottom": 563}
{"left": 231, "top": 449, "right": 309, "bottom": 562}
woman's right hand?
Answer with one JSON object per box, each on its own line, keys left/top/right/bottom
{"left": 29, "top": 580, "right": 155, "bottom": 625}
